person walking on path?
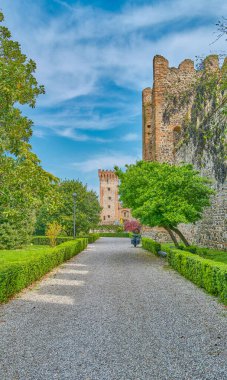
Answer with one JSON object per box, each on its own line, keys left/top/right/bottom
{"left": 131, "top": 228, "right": 141, "bottom": 247}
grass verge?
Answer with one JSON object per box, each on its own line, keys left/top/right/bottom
{"left": 0, "top": 238, "right": 88, "bottom": 303}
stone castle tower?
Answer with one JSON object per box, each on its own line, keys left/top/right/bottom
{"left": 142, "top": 55, "right": 227, "bottom": 249}
{"left": 98, "top": 170, "right": 132, "bottom": 225}
{"left": 143, "top": 55, "right": 199, "bottom": 163}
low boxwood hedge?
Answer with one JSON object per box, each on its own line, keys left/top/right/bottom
{"left": 142, "top": 237, "right": 161, "bottom": 255}
{"left": 100, "top": 232, "right": 130, "bottom": 237}
{"left": 0, "top": 238, "right": 88, "bottom": 303}
{"left": 32, "top": 236, "right": 73, "bottom": 245}
{"left": 79, "top": 233, "right": 100, "bottom": 243}
{"left": 167, "top": 248, "right": 227, "bottom": 305}
{"left": 32, "top": 233, "right": 100, "bottom": 246}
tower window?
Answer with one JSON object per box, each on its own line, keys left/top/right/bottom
{"left": 108, "top": 205, "right": 111, "bottom": 208}
{"left": 108, "top": 187, "right": 110, "bottom": 191}
{"left": 108, "top": 197, "right": 111, "bottom": 200}
{"left": 108, "top": 215, "right": 110, "bottom": 218}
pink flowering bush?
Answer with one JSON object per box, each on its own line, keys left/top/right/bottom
{"left": 124, "top": 220, "right": 141, "bottom": 232}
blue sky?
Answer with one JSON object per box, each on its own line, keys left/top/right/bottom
{"left": 1, "top": 0, "right": 226, "bottom": 195}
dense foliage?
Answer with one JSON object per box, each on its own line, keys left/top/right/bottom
{"left": 35, "top": 180, "right": 101, "bottom": 236}
{"left": 115, "top": 161, "right": 214, "bottom": 246}
{"left": 0, "top": 11, "right": 58, "bottom": 248}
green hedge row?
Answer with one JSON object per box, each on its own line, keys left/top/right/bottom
{"left": 167, "top": 248, "right": 227, "bottom": 305}
{"left": 100, "top": 232, "right": 130, "bottom": 237}
{"left": 32, "top": 233, "right": 100, "bottom": 246}
{"left": 142, "top": 237, "right": 161, "bottom": 255}
{"left": 80, "top": 233, "right": 100, "bottom": 243}
{"left": 32, "top": 236, "right": 73, "bottom": 245}
{"left": 0, "top": 238, "right": 88, "bottom": 303}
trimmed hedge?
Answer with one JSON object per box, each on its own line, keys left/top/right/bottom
{"left": 100, "top": 232, "right": 130, "bottom": 237}
{"left": 0, "top": 238, "right": 88, "bottom": 303}
{"left": 80, "top": 233, "right": 100, "bottom": 243}
{"left": 142, "top": 237, "right": 161, "bottom": 255}
{"left": 32, "top": 233, "right": 100, "bottom": 246}
{"left": 32, "top": 236, "right": 73, "bottom": 245}
{"left": 167, "top": 248, "right": 227, "bottom": 305}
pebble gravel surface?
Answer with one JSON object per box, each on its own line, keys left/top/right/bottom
{"left": 0, "top": 237, "right": 227, "bottom": 380}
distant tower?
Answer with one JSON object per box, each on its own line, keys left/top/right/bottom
{"left": 98, "top": 170, "right": 133, "bottom": 225}
{"left": 98, "top": 170, "right": 120, "bottom": 224}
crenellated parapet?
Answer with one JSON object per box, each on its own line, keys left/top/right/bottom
{"left": 98, "top": 169, "right": 132, "bottom": 225}
{"left": 142, "top": 54, "right": 224, "bottom": 163}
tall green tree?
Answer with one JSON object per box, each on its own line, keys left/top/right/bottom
{"left": 35, "top": 180, "right": 101, "bottom": 236}
{"left": 115, "top": 161, "right": 214, "bottom": 247}
{"left": 0, "top": 11, "right": 57, "bottom": 248}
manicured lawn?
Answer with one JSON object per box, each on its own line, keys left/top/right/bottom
{"left": 195, "top": 247, "right": 227, "bottom": 265}
{"left": 0, "top": 245, "right": 51, "bottom": 269}
{"left": 161, "top": 243, "right": 227, "bottom": 265}
{"left": 0, "top": 239, "right": 88, "bottom": 302}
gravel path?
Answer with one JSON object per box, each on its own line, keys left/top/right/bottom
{"left": 0, "top": 238, "right": 227, "bottom": 380}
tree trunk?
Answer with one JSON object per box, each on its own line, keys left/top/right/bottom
{"left": 171, "top": 227, "right": 190, "bottom": 246}
{"left": 165, "top": 227, "right": 179, "bottom": 248}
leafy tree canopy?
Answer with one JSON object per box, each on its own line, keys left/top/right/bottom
{"left": 0, "top": 11, "right": 44, "bottom": 157}
{"left": 0, "top": 11, "right": 57, "bottom": 248}
{"left": 115, "top": 161, "right": 214, "bottom": 246}
{"left": 35, "top": 180, "right": 101, "bottom": 236}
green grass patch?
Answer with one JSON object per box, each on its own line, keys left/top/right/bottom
{"left": 0, "top": 238, "right": 88, "bottom": 303}
{"left": 193, "top": 247, "right": 227, "bottom": 265}
{"left": 161, "top": 243, "right": 227, "bottom": 265}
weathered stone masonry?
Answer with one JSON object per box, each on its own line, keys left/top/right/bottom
{"left": 98, "top": 170, "right": 133, "bottom": 225}
{"left": 142, "top": 55, "right": 227, "bottom": 249}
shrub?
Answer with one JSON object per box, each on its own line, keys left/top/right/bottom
{"left": 0, "top": 238, "right": 88, "bottom": 303}
{"left": 79, "top": 233, "right": 100, "bottom": 243}
{"left": 142, "top": 237, "right": 161, "bottom": 255}
{"left": 45, "top": 221, "right": 62, "bottom": 247}
{"left": 32, "top": 236, "right": 73, "bottom": 245}
{"left": 124, "top": 220, "right": 141, "bottom": 232}
{"left": 167, "top": 248, "right": 227, "bottom": 305}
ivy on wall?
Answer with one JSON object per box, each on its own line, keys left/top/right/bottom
{"left": 163, "top": 56, "right": 227, "bottom": 184}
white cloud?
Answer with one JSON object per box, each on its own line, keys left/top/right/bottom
{"left": 33, "top": 129, "right": 45, "bottom": 138}
{"left": 122, "top": 133, "right": 140, "bottom": 141}
{"left": 72, "top": 152, "right": 140, "bottom": 172}
{"left": 1, "top": 0, "right": 226, "bottom": 106}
